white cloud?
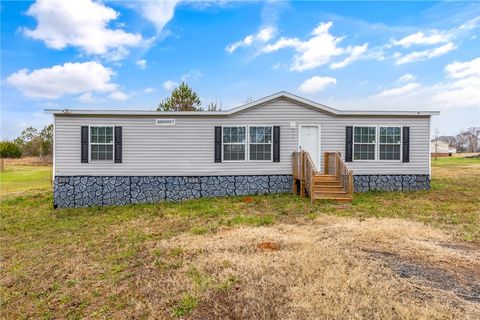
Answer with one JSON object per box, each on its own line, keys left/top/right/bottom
{"left": 444, "top": 57, "right": 480, "bottom": 78}
{"left": 226, "top": 26, "right": 276, "bottom": 53}
{"left": 398, "top": 74, "right": 416, "bottom": 82}
{"left": 6, "top": 62, "right": 117, "bottom": 99}
{"left": 375, "top": 82, "right": 420, "bottom": 97}
{"left": 261, "top": 22, "right": 368, "bottom": 71}
{"left": 181, "top": 69, "right": 203, "bottom": 82}
{"left": 77, "top": 92, "right": 96, "bottom": 103}
{"left": 23, "top": 0, "right": 144, "bottom": 60}
{"left": 433, "top": 57, "right": 480, "bottom": 107}
{"left": 138, "top": 0, "right": 180, "bottom": 33}
{"left": 330, "top": 43, "right": 368, "bottom": 69}
{"left": 163, "top": 80, "right": 178, "bottom": 91}
{"left": 108, "top": 91, "right": 129, "bottom": 101}
{"left": 144, "top": 87, "right": 156, "bottom": 93}
{"left": 136, "top": 59, "right": 147, "bottom": 69}
{"left": 298, "top": 76, "right": 336, "bottom": 94}
{"left": 391, "top": 31, "right": 448, "bottom": 48}
{"left": 395, "top": 42, "right": 456, "bottom": 65}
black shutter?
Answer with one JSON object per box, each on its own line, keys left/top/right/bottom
{"left": 214, "top": 126, "right": 222, "bottom": 163}
{"left": 345, "top": 126, "right": 353, "bottom": 162}
{"left": 273, "top": 126, "right": 280, "bottom": 162}
{"left": 114, "top": 126, "right": 122, "bottom": 163}
{"left": 81, "top": 126, "right": 89, "bottom": 163}
{"left": 402, "top": 127, "right": 410, "bottom": 162}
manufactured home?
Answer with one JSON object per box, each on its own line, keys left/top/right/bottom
{"left": 47, "top": 92, "right": 439, "bottom": 208}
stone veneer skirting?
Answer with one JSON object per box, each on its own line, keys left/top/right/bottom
{"left": 53, "top": 174, "right": 430, "bottom": 208}
{"left": 53, "top": 175, "right": 293, "bottom": 208}
{"left": 353, "top": 175, "right": 430, "bottom": 192}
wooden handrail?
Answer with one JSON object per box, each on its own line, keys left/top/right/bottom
{"left": 324, "top": 151, "right": 353, "bottom": 197}
{"left": 292, "top": 151, "right": 319, "bottom": 198}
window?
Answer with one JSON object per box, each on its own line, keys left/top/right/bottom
{"left": 249, "top": 126, "right": 272, "bottom": 161}
{"left": 353, "top": 126, "right": 376, "bottom": 160}
{"left": 90, "top": 126, "right": 114, "bottom": 161}
{"left": 379, "top": 127, "right": 401, "bottom": 160}
{"left": 223, "top": 126, "right": 246, "bottom": 161}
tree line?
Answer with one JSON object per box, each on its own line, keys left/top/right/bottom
{"left": 0, "top": 125, "right": 53, "bottom": 159}
{"left": 435, "top": 127, "right": 480, "bottom": 153}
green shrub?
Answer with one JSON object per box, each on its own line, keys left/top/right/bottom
{"left": 0, "top": 141, "right": 22, "bottom": 158}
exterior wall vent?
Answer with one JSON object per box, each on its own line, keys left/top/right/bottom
{"left": 156, "top": 119, "right": 175, "bottom": 126}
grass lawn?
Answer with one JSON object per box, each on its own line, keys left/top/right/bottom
{"left": 1, "top": 158, "right": 479, "bottom": 319}
{"left": 0, "top": 165, "right": 52, "bottom": 195}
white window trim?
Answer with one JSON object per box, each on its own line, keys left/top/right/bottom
{"left": 378, "top": 125, "right": 403, "bottom": 162}
{"left": 222, "top": 125, "right": 247, "bottom": 162}
{"left": 353, "top": 125, "right": 377, "bottom": 162}
{"left": 89, "top": 125, "right": 115, "bottom": 163}
{"left": 221, "top": 125, "right": 275, "bottom": 163}
{"left": 248, "top": 125, "right": 273, "bottom": 162}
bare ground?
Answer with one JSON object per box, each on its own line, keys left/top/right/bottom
{"left": 127, "top": 217, "right": 480, "bottom": 319}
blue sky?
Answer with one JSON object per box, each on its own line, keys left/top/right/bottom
{"left": 1, "top": 0, "right": 479, "bottom": 139}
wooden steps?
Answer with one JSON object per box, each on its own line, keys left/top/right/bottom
{"left": 293, "top": 151, "right": 353, "bottom": 203}
{"left": 311, "top": 174, "right": 352, "bottom": 201}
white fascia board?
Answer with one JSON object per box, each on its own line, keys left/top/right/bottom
{"left": 45, "top": 91, "right": 440, "bottom": 117}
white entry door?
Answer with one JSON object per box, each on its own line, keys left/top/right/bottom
{"left": 300, "top": 125, "right": 320, "bottom": 168}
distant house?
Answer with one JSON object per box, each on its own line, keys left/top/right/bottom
{"left": 431, "top": 140, "right": 456, "bottom": 156}
{"left": 47, "top": 91, "right": 439, "bottom": 208}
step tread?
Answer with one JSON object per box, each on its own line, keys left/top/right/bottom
{"left": 313, "top": 186, "right": 343, "bottom": 189}
{"left": 313, "top": 189, "right": 346, "bottom": 193}
{"left": 313, "top": 191, "right": 350, "bottom": 197}
{"left": 313, "top": 182, "right": 342, "bottom": 186}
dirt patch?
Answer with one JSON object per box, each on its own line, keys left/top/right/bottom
{"left": 242, "top": 196, "right": 255, "bottom": 203}
{"left": 465, "top": 154, "right": 480, "bottom": 159}
{"left": 257, "top": 241, "right": 280, "bottom": 251}
{"left": 365, "top": 249, "right": 480, "bottom": 302}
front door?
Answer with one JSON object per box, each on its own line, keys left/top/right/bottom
{"left": 300, "top": 125, "right": 320, "bottom": 168}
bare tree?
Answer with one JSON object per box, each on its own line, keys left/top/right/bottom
{"left": 457, "top": 127, "right": 480, "bottom": 152}
{"left": 243, "top": 96, "right": 253, "bottom": 104}
{"left": 207, "top": 100, "right": 222, "bottom": 111}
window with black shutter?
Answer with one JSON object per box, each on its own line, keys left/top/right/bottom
{"left": 402, "top": 127, "right": 410, "bottom": 162}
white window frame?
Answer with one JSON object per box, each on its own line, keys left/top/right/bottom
{"left": 221, "top": 125, "right": 275, "bottom": 163}
{"left": 222, "top": 125, "right": 247, "bottom": 162}
{"left": 89, "top": 125, "right": 114, "bottom": 163}
{"left": 248, "top": 125, "right": 273, "bottom": 162}
{"left": 378, "top": 126, "right": 402, "bottom": 162}
{"left": 352, "top": 125, "right": 377, "bottom": 162}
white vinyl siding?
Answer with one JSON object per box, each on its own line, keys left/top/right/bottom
{"left": 54, "top": 98, "right": 431, "bottom": 176}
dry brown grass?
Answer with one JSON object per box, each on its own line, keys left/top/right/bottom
{"left": 1, "top": 157, "right": 479, "bottom": 319}
{"left": 132, "top": 217, "right": 479, "bottom": 319}
{"left": 4, "top": 156, "right": 52, "bottom": 166}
